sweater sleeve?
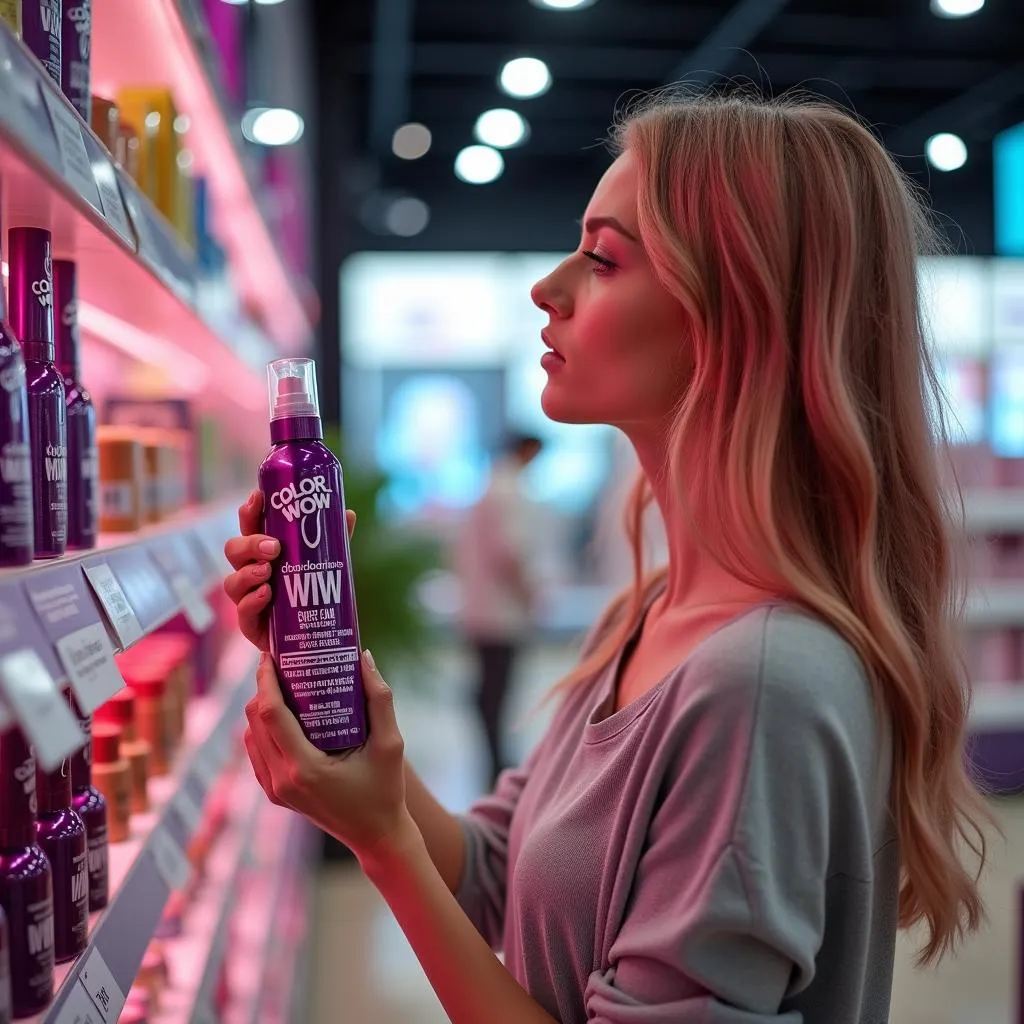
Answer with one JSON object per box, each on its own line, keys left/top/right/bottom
{"left": 584, "top": 611, "right": 886, "bottom": 1022}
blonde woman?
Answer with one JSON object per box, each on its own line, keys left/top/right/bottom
{"left": 223, "top": 93, "right": 988, "bottom": 1023}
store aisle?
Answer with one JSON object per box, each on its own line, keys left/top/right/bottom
{"left": 309, "top": 645, "right": 1024, "bottom": 1024}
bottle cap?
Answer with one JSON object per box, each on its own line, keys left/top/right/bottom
{"left": 36, "top": 758, "right": 72, "bottom": 815}
{"left": 51, "top": 259, "right": 80, "bottom": 380}
{"left": 0, "top": 727, "right": 37, "bottom": 847}
{"left": 268, "top": 358, "right": 319, "bottom": 421}
{"left": 96, "top": 688, "right": 136, "bottom": 732}
{"left": 7, "top": 227, "right": 55, "bottom": 363}
{"left": 91, "top": 725, "right": 122, "bottom": 764}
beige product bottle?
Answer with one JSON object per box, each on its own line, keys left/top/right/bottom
{"left": 90, "top": 725, "right": 131, "bottom": 843}
{"left": 97, "top": 427, "right": 145, "bottom": 532}
{"left": 95, "top": 689, "right": 150, "bottom": 814}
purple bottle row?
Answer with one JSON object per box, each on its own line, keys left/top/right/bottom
{"left": 0, "top": 695, "right": 108, "bottom": 1019}
{"left": 14, "top": 0, "right": 93, "bottom": 122}
{"left": 0, "top": 226, "right": 97, "bottom": 566}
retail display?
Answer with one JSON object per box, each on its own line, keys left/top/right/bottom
{"left": 86, "top": 725, "right": 128, "bottom": 844}
{"left": 93, "top": 689, "right": 149, "bottom": 814}
{"left": 67, "top": 698, "right": 107, "bottom": 913}
{"left": 95, "top": 427, "right": 142, "bottom": 532}
{"left": 261, "top": 358, "right": 367, "bottom": 752}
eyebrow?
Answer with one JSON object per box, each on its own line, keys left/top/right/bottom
{"left": 581, "top": 215, "right": 639, "bottom": 244}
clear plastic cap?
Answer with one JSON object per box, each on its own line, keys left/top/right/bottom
{"left": 268, "top": 358, "right": 320, "bottom": 421}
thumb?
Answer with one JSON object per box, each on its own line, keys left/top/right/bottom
{"left": 361, "top": 650, "right": 400, "bottom": 747}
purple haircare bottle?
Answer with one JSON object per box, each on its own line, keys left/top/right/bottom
{"left": 35, "top": 755, "right": 87, "bottom": 964}
{"left": 0, "top": 905, "right": 12, "bottom": 1024}
{"left": 59, "top": 0, "right": 90, "bottom": 121}
{"left": 0, "top": 728, "right": 54, "bottom": 1018}
{"left": 21, "top": 0, "right": 61, "bottom": 88}
{"left": 0, "top": 228, "right": 33, "bottom": 568}
{"left": 68, "top": 694, "right": 107, "bottom": 912}
{"left": 53, "top": 261, "right": 96, "bottom": 550}
{"left": 8, "top": 228, "right": 67, "bottom": 559}
{"left": 259, "top": 358, "right": 367, "bottom": 752}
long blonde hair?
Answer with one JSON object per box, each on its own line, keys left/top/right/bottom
{"left": 559, "top": 92, "right": 988, "bottom": 964}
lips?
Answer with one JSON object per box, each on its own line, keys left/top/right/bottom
{"left": 541, "top": 330, "right": 564, "bottom": 360}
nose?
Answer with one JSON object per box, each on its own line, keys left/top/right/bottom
{"left": 531, "top": 262, "right": 572, "bottom": 319}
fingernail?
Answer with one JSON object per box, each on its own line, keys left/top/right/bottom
{"left": 259, "top": 539, "right": 279, "bottom": 557}
{"left": 254, "top": 562, "right": 271, "bottom": 578}
{"left": 247, "top": 491, "right": 258, "bottom": 508}
{"left": 259, "top": 651, "right": 267, "bottom": 667}
{"left": 363, "top": 649, "right": 376, "bottom": 672}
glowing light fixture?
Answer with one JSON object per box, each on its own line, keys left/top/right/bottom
{"left": 926, "top": 132, "right": 968, "bottom": 171}
{"left": 530, "top": 0, "right": 599, "bottom": 8}
{"left": 455, "top": 145, "right": 504, "bottom": 184}
{"left": 385, "top": 197, "right": 430, "bottom": 237}
{"left": 392, "top": 122, "right": 432, "bottom": 160}
{"left": 241, "top": 107, "right": 304, "bottom": 146}
{"left": 475, "top": 109, "right": 528, "bottom": 149}
{"left": 930, "top": 0, "right": 984, "bottom": 15}
{"left": 499, "top": 57, "right": 551, "bottom": 99}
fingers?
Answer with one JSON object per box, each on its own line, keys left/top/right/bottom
{"left": 224, "top": 532, "right": 280, "bottom": 572}
{"left": 361, "top": 650, "right": 403, "bottom": 757}
{"left": 236, "top": 585, "right": 272, "bottom": 648}
{"left": 253, "top": 653, "right": 317, "bottom": 761}
{"left": 244, "top": 727, "right": 281, "bottom": 805}
{"left": 238, "top": 490, "right": 264, "bottom": 536}
{"left": 346, "top": 509, "right": 356, "bottom": 538}
{"left": 223, "top": 562, "right": 272, "bottom": 604}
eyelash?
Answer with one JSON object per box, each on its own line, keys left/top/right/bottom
{"left": 582, "top": 249, "right": 617, "bottom": 275}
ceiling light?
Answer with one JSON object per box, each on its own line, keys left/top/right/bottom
{"left": 474, "top": 109, "right": 528, "bottom": 149}
{"left": 392, "top": 122, "right": 432, "bottom": 160}
{"left": 499, "top": 57, "right": 551, "bottom": 99}
{"left": 926, "top": 132, "right": 968, "bottom": 171}
{"left": 455, "top": 145, "right": 504, "bottom": 185}
{"left": 529, "top": 0, "right": 599, "bottom": 7}
{"left": 384, "top": 197, "right": 431, "bottom": 237}
{"left": 241, "top": 107, "right": 304, "bottom": 146}
{"left": 930, "top": 0, "right": 984, "bottom": 15}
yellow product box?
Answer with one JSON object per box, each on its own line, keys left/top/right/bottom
{"left": 0, "top": 0, "right": 20, "bottom": 35}
{"left": 115, "top": 87, "right": 181, "bottom": 225}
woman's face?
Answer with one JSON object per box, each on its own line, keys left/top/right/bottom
{"left": 531, "top": 151, "right": 690, "bottom": 432}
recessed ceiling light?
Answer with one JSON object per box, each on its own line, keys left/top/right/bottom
{"left": 930, "top": 0, "right": 984, "bottom": 16}
{"left": 529, "top": 0, "right": 599, "bottom": 8}
{"left": 499, "top": 57, "right": 551, "bottom": 99}
{"left": 242, "top": 107, "right": 305, "bottom": 146}
{"left": 475, "top": 109, "right": 529, "bottom": 149}
{"left": 926, "top": 132, "right": 968, "bottom": 171}
{"left": 455, "top": 145, "right": 505, "bottom": 185}
{"left": 392, "top": 123, "right": 432, "bottom": 160}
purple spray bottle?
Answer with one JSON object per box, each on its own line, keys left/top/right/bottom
{"left": 8, "top": 228, "right": 67, "bottom": 559}
{"left": 35, "top": 756, "right": 87, "bottom": 964}
{"left": 53, "top": 261, "right": 96, "bottom": 550}
{"left": 259, "top": 358, "right": 366, "bottom": 752}
{"left": 0, "top": 223, "right": 32, "bottom": 568}
{"left": 68, "top": 695, "right": 107, "bottom": 912}
{"left": 0, "top": 728, "right": 54, "bottom": 1018}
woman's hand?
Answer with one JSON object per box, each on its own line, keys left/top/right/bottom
{"left": 222, "top": 490, "right": 356, "bottom": 651}
{"left": 243, "top": 649, "right": 415, "bottom": 861}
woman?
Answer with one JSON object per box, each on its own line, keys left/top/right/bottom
{"left": 223, "top": 93, "right": 989, "bottom": 1022}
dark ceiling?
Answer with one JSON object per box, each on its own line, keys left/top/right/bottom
{"left": 312, "top": 0, "right": 1024, "bottom": 257}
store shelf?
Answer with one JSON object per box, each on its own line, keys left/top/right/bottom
{"left": 0, "top": 22, "right": 268, "bottom": 414}
{"left": 966, "top": 584, "right": 1024, "bottom": 628}
{"left": 92, "top": 0, "right": 313, "bottom": 354}
{"left": 964, "top": 490, "right": 1024, "bottom": 536}
{"left": 24, "top": 636, "right": 256, "bottom": 1023}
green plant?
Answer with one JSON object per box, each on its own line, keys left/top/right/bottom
{"left": 323, "top": 427, "right": 442, "bottom": 684}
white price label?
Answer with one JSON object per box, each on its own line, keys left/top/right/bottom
{"left": 56, "top": 978, "right": 105, "bottom": 1023}
{"left": 0, "top": 649, "right": 83, "bottom": 771}
{"left": 171, "top": 573, "right": 215, "bottom": 634}
{"left": 149, "top": 825, "right": 191, "bottom": 892}
{"left": 83, "top": 564, "right": 144, "bottom": 649}
{"left": 174, "top": 787, "right": 204, "bottom": 836}
{"left": 56, "top": 622, "right": 125, "bottom": 714}
{"left": 40, "top": 87, "right": 101, "bottom": 209}
{"left": 91, "top": 158, "right": 134, "bottom": 248}
{"left": 78, "top": 948, "right": 126, "bottom": 1024}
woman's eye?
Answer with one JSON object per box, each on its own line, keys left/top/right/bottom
{"left": 582, "top": 250, "right": 616, "bottom": 275}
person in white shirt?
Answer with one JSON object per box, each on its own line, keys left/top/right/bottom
{"left": 454, "top": 433, "right": 543, "bottom": 783}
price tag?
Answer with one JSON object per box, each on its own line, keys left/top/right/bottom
{"left": 171, "top": 573, "right": 215, "bottom": 634}
{"left": 149, "top": 825, "right": 191, "bottom": 892}
{"left": 83, "top": 564, "right": 144, "bottom": 649}
{"left": 55, "top": 978, "right": 105, "bottom": 1023}
{"left": 0, "top": 649, "right": 83, "bottom": 771}
{"left": 40, "top": 86, "right": 102, "bottom": 210}
{"left": 174, "top": 787, "right": 204, "bottom": 836}
{"left": 55, "top": 622, "right": 125, "bottom": 714}
{"left": 91, "top": 157, "right": 134, "bottom": 248}
{"left": 78, "top": 947, "right": 126, "bottom": 1024}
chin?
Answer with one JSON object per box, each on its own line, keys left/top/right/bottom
{"left": 540, "top": 382, "right": 601, "bottom": 425}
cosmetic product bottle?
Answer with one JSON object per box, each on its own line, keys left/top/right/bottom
{"left": 0, "top": 225, "right": 32, "bottom": 568}
{"left": 117, "top": 671, "right": 170, "bottom": 777}
{"left": 96, "top": 427, "right": 142, "bottom": 533}
{"left": 59, "top": 0, "right": 89, "bottom": 121}
{"left": 88, "top": 727, "right": 129, "bottom": 842}
{"left": 34, "top": 758, "right": 87, "bottom": 964}
{"left": 94, "top": 689, "right": 149, "bottom": 814}
{"left": 52, "top": 261, "right": 96, "bottom": 550}
{"left": 68, "top": 695, "right": 107, "bottom": 912}
{"left": 0, "top": 906, "right": 11, "bottom": 1024}
{"left": 0, "top": 2, "right": 21, "bottom": 35}
{"left": 259, "top": 358, "right": 366, "bottom": 752}
{"left": 21, "top": 0, "right": 60, "bottom": 87}
{"left": 0, "top": 728, "right": 54, "bottom": 1017}
{"left": 8, "top": 228, "right": 66, "bottom": 559}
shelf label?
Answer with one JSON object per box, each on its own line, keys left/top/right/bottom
{"left": 91, "top": 155, "right": 134, "bottom": 248}
{"left": 174, "top": 787, "right": 204, "bottom": 837}
{"left": 55, "top": 978, "right": 105, "bottom": 1023}
{"left": 40, "top": 86, "right": 102, "bottom": 211}
{"left": 149, "top": 825, "right": 191, "bottom": 892}
{"left": 0, "top": 648, "right": 83, "bottom": 770}
{"left": 78, "top": 948, "right": 126, "bottom": 1024}
{"left": 56, "top": 622, "right": 125, "bottom": 714}
{"left": 171, "top": 573, "right": 215, "bottom": 634}
{"left": 83, "top": 564, "right": 144, "bottom": 649}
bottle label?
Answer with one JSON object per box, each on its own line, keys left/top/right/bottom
{"left": 264, "top": 460, "right": 366, "bottom": 752}
{"left": 14, "top": 750, "right": 38, "bottom": 817}
{"left": 87, "top": 821, "right": 108, "bottom": 908}
{"left": 0, "top": 439, "right": 32, "bottom": 554}
{"left": 44, "top": 444, "right": 65, "bottom": 483}
{"left": 100, "top": 481, "right": 134, "bottom": 519}
{"left": 69, "top": 847, "right": 89, "bottom": 948}
{"left": 26, "top": 894, "right": 54, "bottom": 959}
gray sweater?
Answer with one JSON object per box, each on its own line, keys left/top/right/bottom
{"left": 457, "top": 604, "right": 898, "bottom": 1023}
